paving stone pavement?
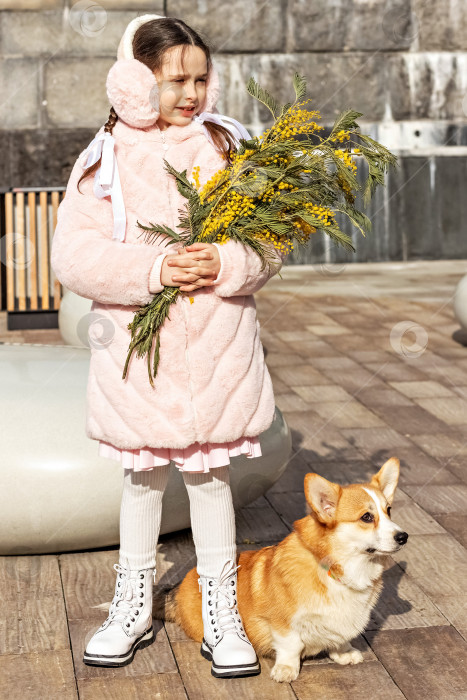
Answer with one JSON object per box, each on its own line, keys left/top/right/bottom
{"left": 1, "top": 260, "right": 466, "bottom": 699}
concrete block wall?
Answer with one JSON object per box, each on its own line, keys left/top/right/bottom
{"left": 1, "top": 0, "right": 466, "bottom": 261}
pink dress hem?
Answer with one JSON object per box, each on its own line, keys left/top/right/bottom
{"left": 98, "top": 436, "right": 262, "bottom": 473}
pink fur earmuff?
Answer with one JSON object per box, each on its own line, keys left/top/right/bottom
{"left": 106, "top": 59, "right": 160, "bottom": 129}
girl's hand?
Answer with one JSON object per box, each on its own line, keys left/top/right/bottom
{"left": 162, "top": 242, "right": 221, "bottom": 292}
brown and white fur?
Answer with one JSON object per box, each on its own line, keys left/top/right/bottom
{"left": 154, "top": 457, "right": 408, "bottom": 683}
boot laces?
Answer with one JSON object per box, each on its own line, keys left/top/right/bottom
{"left": 104, "top": 563, "right": 146, "bottom": 628}
{"left": 207, "top": 559, "right": 245, "bottom": 638}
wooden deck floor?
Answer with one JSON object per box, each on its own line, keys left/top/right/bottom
{"left": 1, "top": 260, "right": 467, "bottom": 699}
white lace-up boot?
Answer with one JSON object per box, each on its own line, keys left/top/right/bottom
{"left": 198, "top": 558, "right": 260, "bottom": 678}
{"left": 83, "top": 558, "right": 156, "bottom": 667}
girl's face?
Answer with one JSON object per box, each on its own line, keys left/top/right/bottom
{"left": 154, "top": 45, "right": 208, "bottom": 131}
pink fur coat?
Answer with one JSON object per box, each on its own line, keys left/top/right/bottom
{"left": 51, "top": 58, "right": 284, "bottom": 450}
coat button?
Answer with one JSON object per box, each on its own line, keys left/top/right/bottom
{"left": 162, "top": 144, "right": 169, "bottom": 151}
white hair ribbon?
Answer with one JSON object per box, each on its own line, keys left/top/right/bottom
{"left": 193, "top": 112, "right": 252, "bottom": 149}
{"left": 81, "top": 131, "right": 127, "bottom": 242}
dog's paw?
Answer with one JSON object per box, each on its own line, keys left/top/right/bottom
{"left": 328, "top": 646, "right": 364, "bottom": 665}
{"left": 270, "top": 662, "right": 300, "bottom": 683}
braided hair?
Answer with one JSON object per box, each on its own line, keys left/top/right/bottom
{"left": 77, "top": 106, "right": 118, "bottom": 193}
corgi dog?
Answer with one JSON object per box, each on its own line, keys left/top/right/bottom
{"left": 154, "top": 457, "right": 408, "bottom": 683}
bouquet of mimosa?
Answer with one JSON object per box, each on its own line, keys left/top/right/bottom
{"left": 122, "top": 73, "right": 398, "bottom": 387}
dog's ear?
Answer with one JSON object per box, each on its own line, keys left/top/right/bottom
{"left": 304, "top": 473, "right": 342, "bottom": 524}
{"left": 370, "top": 457, "right": 400, "bottom": 504}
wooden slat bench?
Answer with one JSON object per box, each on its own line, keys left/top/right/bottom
{"left": 1, "top": 187, "right": 66, "bottom": 329}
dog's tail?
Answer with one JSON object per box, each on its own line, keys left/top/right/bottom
{"left": 153, "top": 582, "right": 180, "bottom": 622}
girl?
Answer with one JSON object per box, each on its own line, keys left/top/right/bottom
{"left": 51, "top": 13, "right": 284, "bottom": 679}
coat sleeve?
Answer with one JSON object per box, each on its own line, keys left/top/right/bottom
{"left": 51, "top": 145, "right": 167, "bottom": 307}
{"left": 212, "top": 239, "right": 286, "bottom": 297}
{"left": 193, "top": 136, "right": 287, "bottom": 297}
{"left": 148, "top": 252, "right": 169, "bottom": 293}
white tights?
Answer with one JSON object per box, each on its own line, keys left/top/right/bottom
{"left": 118, "top": 464, "right": 237, "bottom": 579}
